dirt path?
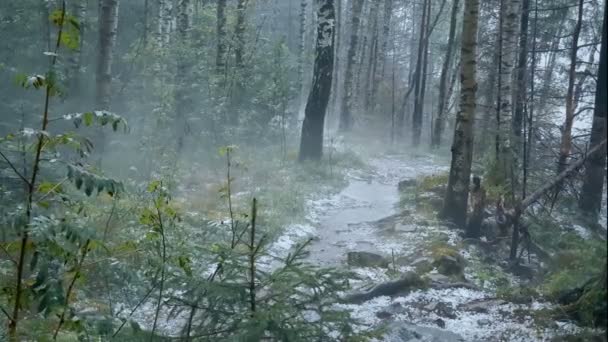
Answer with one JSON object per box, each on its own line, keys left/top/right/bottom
{"left": 277, "top": 153, "right": 596, "bottom": 341}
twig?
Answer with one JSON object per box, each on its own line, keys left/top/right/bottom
{"left": 0, "top": 149, "right": 30, "bottom": 187}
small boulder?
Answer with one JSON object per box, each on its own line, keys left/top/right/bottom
{"left": 347, "top": 251, "right": 389, "bottom": 268}
{"left": 477, "top": 318, "right": 492, "bottom": 326}
{"left": 459, "top": 299, "right": 506, "bottom": 313}
{"left": 434, "top": 254, "right": 465, "bottom": 277}
{"left": 398, "top": 179, "right": 417, "bottom": 191}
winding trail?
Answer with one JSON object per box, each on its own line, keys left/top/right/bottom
{"left": 284, "top": 153, "right": 595, "bottom": 342}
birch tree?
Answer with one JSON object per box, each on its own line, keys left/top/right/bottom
{"left": 339, "top": 0, "right": 364, "bottom": 132}
{"left": 442, "top": 0, "right": 479, "bottom": 231}
{"left": 96, "top": 0, "right": 119, "bottom": 111}
{"left": 299, "top": 0, "right": 335, "bottom": 161}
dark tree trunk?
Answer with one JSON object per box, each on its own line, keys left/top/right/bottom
{"left": 339, "top": 0, "right": 364, "bottom": 132}
{"left": 442, "top": 0, "right": 479, "bottom": 229}
{"left": 411, "top": 0, "right": 429, "bottom": 147}
{"left": 432, "top": 0, "right": 460, "bottom": 149}
{"left": 299, "top": 0, "right": 335, "bottom": 161}
{"left": 579, "top": 3, "right": 607, "bottom": 222}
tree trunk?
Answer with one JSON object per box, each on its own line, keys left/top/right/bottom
{"left": 442, "top": 0, "right": 479, "bottom": 229}
{"left": 158, "top": 0, "right": 173, "bottom": 48}
{"left": 378, "top": 0, "right": 393, "bottom": 78}
{"left": 557, "top": 0, "right": 584, "bottom": 173}
{"left": 68, "top": 0, "right": 87, "bottom": 96}
{"left": 339, "top": 0, "right": 364, "bottom": 132}
{"left": 96, "top": 0, "right": 119, "bottom": 111}
{"left": 579, "top": 3, "right": 607, "bottom": 222}
{"left": 175, "top": 0, "right": 191, "bottom": 153}
{"left": 235, "top": 0, "right": 248, "bottom": 69}
{"left": 432, "top": 0, "right": 460, "bottom": 149}
{"left": 497, "top": 0, "right": 521, "bottom": 159}
{"left": 299, "top": 0, "right": 335, "bottom": 161}
{"left": 512, "top": 0, "right": 529, "bottom": 145}
{"left": 216, "top": 0, "right": 227, "bottom": 73}
{"left": 411, "top": 0, "right": 429, "bottom": 147}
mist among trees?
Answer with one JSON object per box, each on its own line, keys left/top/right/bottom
{"left": 0, "top": 0, "right": 606, "bottom": 340}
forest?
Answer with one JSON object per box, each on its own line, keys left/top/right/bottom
{"left": 0, "top": 0, "right": 606, "bottom": 340}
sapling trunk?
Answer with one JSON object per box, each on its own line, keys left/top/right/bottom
{"left": 8, "top": 3, "right": 66, "bottom": 339}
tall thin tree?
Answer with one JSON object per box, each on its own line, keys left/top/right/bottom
{"left": 299, "top": 0, "right": 336, "bottom": 161}
{"left": 442, "top": 0, "right": 480, "bottom": 230}
{"left": 579, "top": 1, "right": 607, "bottom": 222}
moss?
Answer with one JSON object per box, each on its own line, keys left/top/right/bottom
{"left": 416, "top": 173, "right": 449, "bottom": 194}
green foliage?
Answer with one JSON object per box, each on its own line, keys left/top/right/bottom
{"left": 67, "top": 164, "right": 124, "bottom": 197}
{"left": 64, "top": 111, "right": 128, "bottom": 132}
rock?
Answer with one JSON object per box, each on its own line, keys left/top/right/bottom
{"left": 383, "top": 322, "right": 465, "bottom": 342}
{"left": 433, "top": 254, "right": 465, "bottom": 278}
{"left": 398, "top": 179, "right": 417, "bottom": 191}
{"left": 343, "top": 272, "right": 426, "bottom": 304}
{"left": 477, "top": 318, "right": 491, "bottom": 326}
{"left": 347, "top": 251, "right": 389, "bottom": 268}
{"left": 424, "top": 301, "right": 457, "bottom": 319}
{"left": 411, "top": 257, "right": 433, "bottom": 273}
{"left": 459, "top": 299, "right": 506, "bottom": 313}
{"left": 434, "top": 318, "right": 446, "bottom": 329}
{"left": 395, "top": 222, "right": 418, "bottom": 233}
{"left": 376, "top": 311, "right": 393, "bottom": 319}
{"left": 426, "top": 273, "right": 452, "bottom": 284}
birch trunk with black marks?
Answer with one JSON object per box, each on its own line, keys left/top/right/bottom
{"left": 96, "top": 0, "right": 119, "bottom": 111}
{"left": 442, "top": 0, "right": 479, "bottom": 229}
{"left": 158, "top": 0, "right": 173, "bottom": 48}
{"left": 497, "top": 0, "right": 521, "bottom": 160}
{"left": 299, "top": 0, "right": 335, "bottom": 161}
{"left": 339, "top": 0, "right": 364, "bottom": 132}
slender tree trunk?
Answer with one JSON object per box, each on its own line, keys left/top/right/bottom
{"left": 299, "top": 0, "right": 335, "bottom": 161}
{"left": 339, "top": 0, "right": 364, "bottom": 132}
{"left": 432, "top": 0, "right": 460, "bottom": 148}
{"left": 497, "top": 0, "right": 521, "bottom": 160}
{"left": 68, "top": 0, "right": 87, "bottom": 95}
{"left": 298, "top": 0, "right": 308, "bottom": 114}
{"left": 579, "top": 2, "right": 607, "bottom": 222}
{"left": 235, "top": 0, "right": 248, "bottom": 69}
{"left": 158, "top": 0, "right": 173, "bottom": 48}
{"left": 442, "top": 0, "right": 479, "bottom": 230}
{"left": 378, "top": 0, "right": 393, "bottom": 78}
{"left": 216, "top": 0, "right": 227, "bottom": 73}
{"left": 411, "top": 0, "right": 430, "bottom": 146}
{"left": 512, "top": 0, "right": 529, "bottom": 152}
{"left": 557, "top": 0, "right": 584, "bottom": 173}
{"left": 175, "top": 0, "right": 191, "bottom": 153}
{"left": 363, "top": 1, "right": 380, "bottom": 113}
{"left": 96, "top": 0, "right": 119, "bottom": 111}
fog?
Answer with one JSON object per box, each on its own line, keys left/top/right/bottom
{"left": 0, "top": 0, "right": 606, "bottom": 340}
